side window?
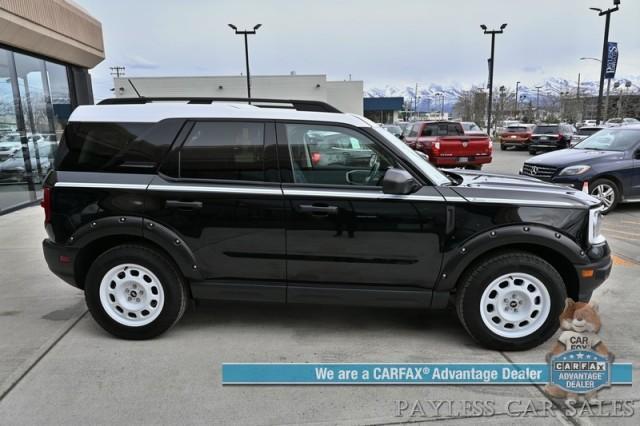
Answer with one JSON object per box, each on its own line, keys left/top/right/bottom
{"left": 408, "top": 124, "right": 420, "bottom": 137}
{"left": 421, "top": 124, "right": 435, "bottom": 137}
{"left": 284, "top": 123, "right": 395, "bottom": 186}
{"left": 179, "top": 121, "right": 265, "bottom": 181}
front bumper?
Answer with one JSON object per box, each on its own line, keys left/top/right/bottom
{"left": 575, "top": 243, "right": 612, "bottom": 301}
{"left": 42, "top": 239, "right": 80, "bottom": 288}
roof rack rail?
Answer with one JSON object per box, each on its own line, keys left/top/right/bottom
{"left": 97, "top": 97, "right": 342, "bottom": 113}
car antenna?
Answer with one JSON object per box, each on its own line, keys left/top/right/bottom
{"left": 128, "top": 78, "right": 142, "bottom": 97}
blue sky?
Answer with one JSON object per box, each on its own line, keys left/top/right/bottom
{"left": 76, "top": 0, "right": 640, "bottom": 100}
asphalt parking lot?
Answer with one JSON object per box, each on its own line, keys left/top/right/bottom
{"left": 0, "top": 148, "right": 638, "bottom": 425}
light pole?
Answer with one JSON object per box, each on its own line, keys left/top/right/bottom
{"left": 535, "top": 85, "right": 543, "bottom": 120}
{"left": 589, "top": 1, "right": 620, "bottom": 124}
{"left": 515, "top": 81, "right": 520, "bottom": 119}
{"left": 228, "top": 24, "right": 262, "bottom": 102}
{"left": 481, "top": 23, "right": 507, "bottom": 136}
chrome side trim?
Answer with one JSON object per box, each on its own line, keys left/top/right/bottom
{"left": 55, "top": 182, "right": 148, "bottom": 190}
{"left": 282, "top": 188, "right": 443, "bottom": 202}
{"left": 463, "top": 197, "right": 577, "bottom": 207}
{"left": 148, "top": 184, "right": 282, "bottom": 195}
{"left": 443, "top": 195, "right": 467, "bottom": 203}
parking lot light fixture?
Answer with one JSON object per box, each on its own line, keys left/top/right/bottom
{"left": 481, "top": 23, "right": 507, "bottom": 136}
{"left": 228, "top": 23, "right": 262, "bottom": 103}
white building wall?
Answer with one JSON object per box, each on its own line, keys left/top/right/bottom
{"left": 113, "top": 75, "right": 363, "bottom": 114}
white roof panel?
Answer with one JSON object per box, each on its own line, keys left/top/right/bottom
{"left": 69, "top": 103, "right": 370, "bottom": 127}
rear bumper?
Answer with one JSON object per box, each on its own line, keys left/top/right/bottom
{"left": 42, "top": 239, "right": 80, "bottom": 289}
{"left": 575, "top": 243, "right": 612, "bottom": 302}
{"left": 500, "top": 139, "right": 530, "bottom": 147}
{"left": 431, "top": 155, "right": 492, "bottom": 167}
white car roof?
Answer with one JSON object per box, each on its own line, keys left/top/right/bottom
{"left": 69, "top": 102, "right": 371, "bottom": 127}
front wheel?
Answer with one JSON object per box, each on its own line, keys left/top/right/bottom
{"left": 84, "top": 244, "right": 188, "bottom": 339}
{"left": 589, "top": 178, "right": 619, "bottom": 214}
{"left": 456, "top": 251, "right": 566, "bottom": 350}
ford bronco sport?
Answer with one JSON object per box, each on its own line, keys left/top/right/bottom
{"left": 42, "top": 97, "right": 611, "bottom": 350}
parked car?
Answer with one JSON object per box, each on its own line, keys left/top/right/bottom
{"left": 605, "top": 117, "right": 640, "bottom": 127}
{"left": 499, "top": 124, "right": 533, "bottom": 151}
{"left": 522, "top": 124, "right": 640, "bottom": 213}
{"left": 42, "top": 97, "right": 610, "bottom": 350}
{"left": 579, "top": 120, "right": 598, "bottom": 128}
{"left": 528, "top": 123, "right": 574, "bottom": 154}
{"left": 403, "top": 121, "right": 492, "bottom": 169}
{"left": 0, "top": 141, "right": 55, "bottom": 182}
{"left": 460, "top": 121, "right": 485, "bottom": 135}
{"left": 381, "top": 124, "right": 402, "bottom": 138}
{"left": 570, "top": 126, "right": 604, "bottom": 147}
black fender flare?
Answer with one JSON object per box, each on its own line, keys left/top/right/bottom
{"left": 435, "top": 224, "right": 590, "bottom": 292}
{"left": 69, "top": 216, "right": 202, "bottom": 281}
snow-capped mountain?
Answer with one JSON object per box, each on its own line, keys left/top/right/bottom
{"left": 365, "top": 76, "right": 640, "bottom": 113}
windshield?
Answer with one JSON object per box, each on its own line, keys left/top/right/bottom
{"left": 462, "top": 122, "right": 480, "bottom": 131}
{"left": 383, "top": 125, "right": 402, "bottom": 134}
{"left": 575, "top": 128, "right": 640, "bottom": 151}
{"left": 372, "top": 126, "right": 452, "bottom": 186}
{"left": 533, "top": 125, "right": 559, "bottom": 134}
{"left": 577, "top": 127, "right": 602, "bottom": 136}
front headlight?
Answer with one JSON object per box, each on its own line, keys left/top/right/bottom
{"left": 588, "top": 207, "right": 606, "bottom": 245}
{"left": 559, "top": 164, "right": 591, "bottom": 176}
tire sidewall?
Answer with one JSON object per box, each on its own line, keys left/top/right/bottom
{"left": 459, "top": 255, "right": 566, "bottom": 350}
{"left": 85, "top": 246, "right": 185, "bottom": 339}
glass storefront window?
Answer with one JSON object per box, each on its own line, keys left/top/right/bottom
{"left": 0, "top": 48, "right": 73, "bottom": 213}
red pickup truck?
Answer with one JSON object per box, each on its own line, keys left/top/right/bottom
{"left": 402, "top": 121, "right": 492, "bottom": 169}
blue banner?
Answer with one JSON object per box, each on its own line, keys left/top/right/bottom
{"left": 605, "top": 42, "right": 618, "bottom": 79}
{"left": 222, "top": 363, "right": 633, "bottom": 385}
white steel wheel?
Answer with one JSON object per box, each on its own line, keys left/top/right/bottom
{"left": 590, "top": 183, "right": 615, "bottom": 210}
{"left": 479, "top": 273, "right": 551, "bottom": 339}
{"left": 99, "top": 263, "right": 165, "bottom": 327}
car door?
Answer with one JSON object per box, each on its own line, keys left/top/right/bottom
{"left": 276, "top": 122, "right": 446, "bottom": 295}
{"left": 633, "top": 141, "right": 640, "bottom": 197}
{"left": 146, "top": 120, "right": 286, "bottom": 300}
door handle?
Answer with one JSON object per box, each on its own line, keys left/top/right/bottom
{"left": 299, "top": 204, "right": 339, "bottom": 215}
{"left": 166, "top": 200, "right": 203, "bottom": 209}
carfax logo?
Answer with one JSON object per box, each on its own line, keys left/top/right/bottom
{"left": 544, "top": 299, "right": 614, "bottom": 403}
{"left": 550, "top": 350, "right": 610, "bottom": 394}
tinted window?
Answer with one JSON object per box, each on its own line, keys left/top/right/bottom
{"left": 533, "top": 125, "right": 559, "bottom": 134}
{"left": 179, "top": 122, "right": 264, "bottom": 181}
{"left": 408, "top": 124, "right": 420, "bottom": 137}
{"left": 285, "top": 123, "right": 395, "bottom": 186}
{"left": 506, "top": 126, "right": 528, "bottom": 132}
{"left": 55, "top": 122, "right": 151, "bottom": 171}
{"left": 422, "top": 123, "right": 464, "bottom": 136}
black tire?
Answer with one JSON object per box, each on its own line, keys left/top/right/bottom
{"left": 84, "top": 244, "right": 188, "bottom": 339}
{"left": 589, "top": 178, "right": 620, "bottom": 214}
{"left": 455, "top": 251, "right": 566, "bottom": 351}
{"left": 528, "top": 149, "right": 537, "bottom": 155}
{"left": 500, "top": 143, "right": 507, "bottom": 151}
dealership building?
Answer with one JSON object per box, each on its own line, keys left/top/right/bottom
{"left": 113, "top": 74, "right": 364, "bottom": 115}
{"left": 0, "top": 0, "right": 104, "bottom": 214}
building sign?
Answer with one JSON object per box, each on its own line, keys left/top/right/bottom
{"left": 605, "top": 42, "right": 618, "bottom": 79}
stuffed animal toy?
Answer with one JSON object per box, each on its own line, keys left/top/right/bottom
{"left": 543, "top": 298, "right": 613, "bottom": 404}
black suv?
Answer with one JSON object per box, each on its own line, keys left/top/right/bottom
{"left": 529, "top": 123, "right": 574, "bottom": 155}
{"left": 42, "top": 98, "right": 611, "bottom": 350}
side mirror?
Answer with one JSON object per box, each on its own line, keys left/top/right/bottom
{"left": 635, "top": 150, "right": 640, "bottom": 160}
{"left": 398, "top": 134, "right": 405, "bottom": 141}
{"left": 382, "top": 168, "right": 419, "bottom": 195}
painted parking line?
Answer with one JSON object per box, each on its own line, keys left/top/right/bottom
{"left": 612, "top": 255, "right": 639, "bottom": 268}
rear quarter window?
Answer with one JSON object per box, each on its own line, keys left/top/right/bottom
{"left": 55, "top": 122, "right": 152, "bottom": 171}
{"left": 55, "top": 120, "right": 184, "bottom": 173}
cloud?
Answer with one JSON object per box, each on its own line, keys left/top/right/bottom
{"left": 123, "top": 54, "right": 159, "bottom": 70}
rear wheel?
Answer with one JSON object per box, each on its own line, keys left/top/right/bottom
{"left": 528, "top": 149, "right": 537, "bottom": 155}
{"left": 456, "top": 251, "right": 566, "bottom": 350}
{"left": 84, "top": 244, "right": 188, "bottom": 339}
{"left": 589, "top": 178, "right": 619, "bottom": 214}
{"left": 500, "top": 143, "right": 507, "bottom": 151}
